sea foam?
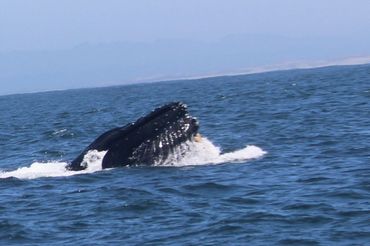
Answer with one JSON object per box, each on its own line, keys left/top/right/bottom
{"left": 160, "top": 138, "right": 266, "bottom": 166}
{"left": 0, "top": 138, "right": 266, "bottom": 179}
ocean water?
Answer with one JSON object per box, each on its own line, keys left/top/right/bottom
{"left": 1, "top": 64, "right": 370, "bottom": 245}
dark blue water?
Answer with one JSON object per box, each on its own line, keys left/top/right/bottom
{"left": 1, "top": 64, "right": 370, "bottom": 245}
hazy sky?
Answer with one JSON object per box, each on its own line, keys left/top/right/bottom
{"left": 0, "top": 1, "right": 370, "bottom": 95}
{"left": 1, "top": 0, "right": 369, "bottom": 52}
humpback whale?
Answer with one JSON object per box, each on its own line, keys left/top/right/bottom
{"left": 67, "top": 102, "right": 199, "bottom": 171}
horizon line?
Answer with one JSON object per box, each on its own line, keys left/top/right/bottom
{"left": 1, "top": 55, "right": 370, "bottom": 97}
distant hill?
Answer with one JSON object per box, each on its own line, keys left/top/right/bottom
{"left": 1, "top": 34, "right": 369, "bottom": 95}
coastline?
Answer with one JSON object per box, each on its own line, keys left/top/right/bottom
{"left": 1, "top": 55, "right": 370, "bottom": 97}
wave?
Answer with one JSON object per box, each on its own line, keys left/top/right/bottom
{"left": 0, "top": 138, "right": 266, "bottom": 180}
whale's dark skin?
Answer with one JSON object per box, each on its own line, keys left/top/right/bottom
{"left": 67, "top": 102, "right": 199, "bottom": 171}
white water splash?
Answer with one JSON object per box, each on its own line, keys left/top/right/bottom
{"left": 159, "top": 137, "right": 266, "bottom": 166}
{"left": 0, "top": 150, "right": 107, "bottom": 179}
{"left": 0, "top": 139, "right": 266, "bottom": 179}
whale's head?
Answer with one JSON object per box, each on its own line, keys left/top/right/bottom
{"left": 68, "top": 102, "right": 199, "bottom": 170}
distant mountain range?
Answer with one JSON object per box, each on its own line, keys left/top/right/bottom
{"left": 1, "top": 34, "right": 369, "bottom": 95}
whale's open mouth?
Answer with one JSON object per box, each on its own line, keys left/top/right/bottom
{"left": 67, "top": 102, "right": 199, "bottom": 171}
